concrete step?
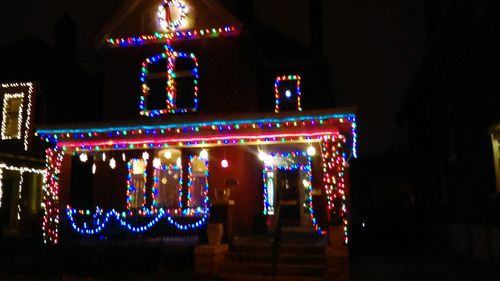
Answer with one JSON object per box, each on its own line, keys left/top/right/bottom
{"left": 218, "top": 274, "right": 327, "bottom": 281}
{"left": 232, "top": 233, "right": 326, "bottom": 246}
{"left": 231, "top": 243, "right": 326, "bottom": 255}
{"left": 219, "top": 262, "right": 326, "bottom": 277}
{"left": 225, "top": 252, "right": 325, "bottom": 264}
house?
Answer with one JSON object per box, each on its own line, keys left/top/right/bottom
{"left": 0, "top": 15, "right": 100, "bottom": 239}
{"left": 399, "top": 0, "right": 500, "bottom": 264}
{"left": 0, "top": 82, "right": 45, "bottom": 237}
{"left": 35, "top": 1, "right": 357, "bottom": 261}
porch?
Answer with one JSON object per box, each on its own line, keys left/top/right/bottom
{"left": 36, "top": 109, "right": 356, "bottom": 245}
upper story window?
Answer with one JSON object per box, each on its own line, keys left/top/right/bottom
{"left": 2, "top": 93, "right": 24, "bottom": 140}
{"left": 1, "top": 82, "right": 34, "bottom": 151}
{"left": 139, "top": 46, "right": 199, "bottom": 117}
{"left": 274, "top": 75, "right": 302, "bottom": 113}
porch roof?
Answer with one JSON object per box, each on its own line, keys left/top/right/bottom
{"left": 36, "top": 108, "right": 357, "bottom": 155}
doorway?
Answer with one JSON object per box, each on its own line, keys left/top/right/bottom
{"left": 276, "top": 169, "right": 300, "bottom": 226}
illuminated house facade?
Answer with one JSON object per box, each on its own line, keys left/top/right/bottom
{"left": 0, "top": 82, "right": 45, "bottom": 237}
{"left": 35, "top": 0, "right": 357, "bottom": 245}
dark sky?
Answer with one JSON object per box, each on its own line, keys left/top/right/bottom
{"left": 0, "top": 0, "right": 121, "bottom": 47}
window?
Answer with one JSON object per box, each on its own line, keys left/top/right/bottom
{"left": 154, "top": 164, "right": 182, "bottom": 209}
{"left": 274, "top": 75, "right": 302, "bottom": 113}
{"left": 188, "top": 156, "right": 208, "bottom": 210}
{"left": 1, "top": 93, "right": 24, "bottom": 140}
{"left": 127, "top": 159, "right": 147, "bottom": 209}
{"left": 139, "top": 48, "right": 199, "bottom": 117}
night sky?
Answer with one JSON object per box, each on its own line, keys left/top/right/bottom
{"left": 0, "top": 0, "right": 427, "bottom": 157}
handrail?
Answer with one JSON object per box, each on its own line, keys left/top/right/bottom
{"left": 271, "top": 204, "right": 282, "bottom": 281}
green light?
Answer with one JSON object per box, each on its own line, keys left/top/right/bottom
{"left": 37, "top": 113, "right": 355, "bottom": 135}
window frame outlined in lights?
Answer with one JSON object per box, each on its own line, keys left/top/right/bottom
{"left": 1, "top": 92, "right": 25, "bottom": 140}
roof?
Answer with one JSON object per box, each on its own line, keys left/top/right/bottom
{"left": 36, "top": 108, "right": 358, "bottom": 156}
{"left": 250, "top": 23, "right": 326, "bottom": 67}
{"left": 37, "top": 108, "right": 355, "bottom": 133}
{"left": 97, "top": 0, "right": 242, "bottom": 47}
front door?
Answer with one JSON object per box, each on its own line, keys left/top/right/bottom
{"left": 276, "top": 169, "right": 300, "bottom": 226}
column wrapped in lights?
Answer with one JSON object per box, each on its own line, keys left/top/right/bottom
{"left": 320, "top": 135, "right": 349, "bottom": 244}
{"left": 42, "top": 148, "right": 64, "bottom": 245}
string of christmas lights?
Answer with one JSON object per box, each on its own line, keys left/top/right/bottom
{"left": 66, "top": 207, "right": 166, "bottom": 234}
{"left": 320, "top": 135, "right": 349, "bottom": 244}
{"left": 0, "top": 163, "right": 46, "bottom": 219}
{"left": 186, "top": 155, "right": 209, "bottom": 210}
{"left": 106, "top": 26, "right": 238, "bottom": 47}
{"left": 38, "top": 114, "right": 356, "bottom": 244}
{"left": 16, "top": 172, "right": 24, "bottom": 221}
{"left": 66, "top": 205, "right": 209, "bottom": 234}
{"left": 261, "top": 151, "right": 324, "bottom": 234}
{"left": 262, "top": 166, "right": 274, "bottom": 215}
{"left": 36, "top": 113, "right": 355, "bottom": 148}
{"left": 139, "top": 46, "right": 199, "bottom": 117}
{"left": 151, "top": 164, "right": 182, "bottom": 208}
{"left": 42, "top": 148, "right": 63, "bottom": 244}
{"left": 274, "top": 75, "right": 302, "bottom": 113}
{"left": 0, "top": 163, "right": 46, "bottom": 174}
{"left": 158, "top": 0, "right": 188, "bottom": 31}
{"left": 45, "top": 132, "right": 336, "bottom": 153}
{"left": 1, "top": 82, "right": 34, "bottom": 151}
{"left": 126, "top": 159, "right": 147, "bottom": 210}
{"left": 1, "top": 93, "right": 24, "bottom": 140}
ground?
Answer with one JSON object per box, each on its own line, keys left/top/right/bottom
{"left": 0, "top": 235, "right": 499, "bottom": 281}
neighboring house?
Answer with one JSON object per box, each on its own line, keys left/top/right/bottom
{"left": 0, "top": 82, "right": 45, "bottom": 237}
{"left": 491, "top": 124, "right": 500, "bottom": 193}
{"left": 399, "top": 0, "right": 500, "bottom": 264}
{"left": 35, "top": 0, "right": 357, "bottom": 254}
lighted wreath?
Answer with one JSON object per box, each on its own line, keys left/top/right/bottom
{"left": 157, "top": 0, "right": 188, "bottom": 31}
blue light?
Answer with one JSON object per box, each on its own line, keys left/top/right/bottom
{"left": 37, "top": 113, "right": 356, "bottom": 135}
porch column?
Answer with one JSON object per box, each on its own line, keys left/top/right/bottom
{"left": 321, "top": 135, "right": 350, "bottom": 280}
{"left": 42, "top": 147, "right": 64, "bottom": 244}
